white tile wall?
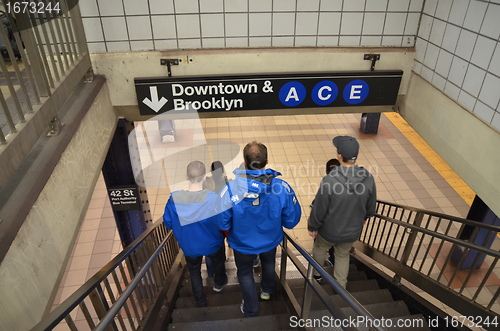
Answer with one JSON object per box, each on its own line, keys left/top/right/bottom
{"left": 363, "top": 13, "right": 385, "bottom": 35}
{"left": 462, "top": 65, "right": 486, "bottom": 96}
{"left": 81, "top": 0, "right": 424, "bottom": 51}
{"left": 295, "top": 13, "right": 318, "bottom": 36}
{"left": 127, "top": 16, "right": 152, "bottom": 40}
{"left": 414, "top": 1, "right": 500, "bottom": 130}
{"left": 318, "top": 12, "right": 341, "bottom": 35}
{"left": 340, "top": 13, "right": 363, "bottom": 35}
{"left": 151, "top": 15, "right": 177, "bottom": 39}
{"left": 149, "top": 0, "right": 175, "bottom": 14}
{"left": 97, "top": 0, "right": 124, "bottom": 16}
{"left": 123, "top": 0, "right": 150, "bottom": 15}
{"left": 201, "top": 14, "right": 224, "bottom": 38}
{"left": 78, "top": 0, "right": 500, "bottom": 130}
{"left": 225, "top": 13, "right": 248, "bottom": 37}
{"left": 199, "top": 0, "right": 223, "bottom": 13}
{"left": 101, "top": 17, "right": 128, "bottom": 41}
{"left": 273, "top": 13, "right": 295, "bottom": 36}
{"left": 273, "top": 0, "right": 296, "bottom": 12}
{"left": 249, "top": 13, "right": 272, "bottom": 36}
{"left": 297, "top": 0, "right": 320, "bottom": 12}
{"left": 82, "top": 18, "right": 104, "bottom": 42}
{"left": 249, "top": 0, "right": 272, "bottom": 12}
{"left": 471, "top": 36, "right": 496, "bottom": 69}
{"left": 388, "top": 0, "right": 410, "bottom": 11}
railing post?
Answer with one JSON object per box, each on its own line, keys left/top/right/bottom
{"left": 89, "top": 287, "right": 117, "bottom": 331}
{"left": 279, "top": 237, "right": 288, "bottom": 298}
{"left": 400, "top": 211, "right": 424, "bottom": 266}
{"left": 14, "top": 13, "right": 51, "bottom": 97}
{"left": 301, "top": 264, "right": 314, "bottom": 320}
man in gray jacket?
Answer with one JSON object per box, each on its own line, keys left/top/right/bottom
{"left": 308, "top": 136, "right": 376, "bottom": 289}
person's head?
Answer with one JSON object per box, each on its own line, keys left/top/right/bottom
{"left": 243, "top": 141, "right": 268, "bottom": 170}
{"left": 186, "top": 160, "right": 206, "bottom": 183}
{"left": 332, "top": 136, "right": 359, "bottom": 164}
{"left": 325, "top": 158, "right": 340, "bottom": 174}
{"left": 211, "top": 161, "right": 225, "bottom": 178}
{"left": 203, "top": 176, "right": 215, "bottom": 191}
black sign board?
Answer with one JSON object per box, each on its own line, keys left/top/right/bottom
{"left": 107, "top": 186, "right": 141, "bottom": 211}
{"left": 135, "top": 71, "right": 403, "bottom": 116}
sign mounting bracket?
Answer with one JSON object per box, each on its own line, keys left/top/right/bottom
{"left": 160, "top": 59, "right": 180, "bottom": 77}
{"left": 364, "top": 54, "right": 380, "bottom": 71}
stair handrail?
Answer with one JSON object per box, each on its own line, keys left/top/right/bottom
{"left": 31, "top": 221, "right": 177, "bottom": 331}
{"left": 377, "top": 199, "right": 500, "bottom": 232}
{"left": 374, "top": 215, "right": 500, "bottom": 259}
{"left": 356, "top": 200, "right": 500, "bottom": 322}
{"left": 94, "top": 228, "right": 169, "bottom": 331}
{"left": 281, "top": 232, "right": 387, "bottom": 331}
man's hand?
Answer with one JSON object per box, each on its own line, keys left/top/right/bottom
{"left": 308, "top": 231, "right": 318, "bottom": 238}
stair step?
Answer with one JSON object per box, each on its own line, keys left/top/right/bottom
{"left": 168, "top": 313, "right": 296, "bottom": 331}
{"left": 178, "top": 282, "right": 243, "bottom": 298}
{"left": 172, "top": 300, "right": 289, "bottom": 323}
{"left": 176, "top": 290, "right": 244, "bottom": 308}
{"left": 341, "top": 300, "right": 411, "bottom": 320}
{"left": 287, "top": 278, "right": 380, "bottom": 295}
{"left": 291, "top": 288, "right": 394, "bottom": 310}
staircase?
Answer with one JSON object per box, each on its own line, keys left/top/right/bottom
{"left": 168, "top": 257, "right": 296, "bottom": 330}
{"left": 165, "top": 254, "right": 432, "bottom": 330}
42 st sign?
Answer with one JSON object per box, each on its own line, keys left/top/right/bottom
{"left": 135, "top": 71, "right": 402, "bottom": 115}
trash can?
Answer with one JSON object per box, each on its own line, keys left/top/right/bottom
{"left": 158, "top": 119, "right": 175, "bottom": 143}
{"left": 360, "top": 113, "right": 381, "bottom": 134}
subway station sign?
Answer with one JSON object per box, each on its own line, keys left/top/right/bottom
{"left": 134, "top": 71, "right": 402, "bottom": 115}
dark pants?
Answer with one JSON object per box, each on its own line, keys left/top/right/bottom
{"left": 234, "top": 247, "right": 276, "bottom": 317}
{"left": 185, "top": 245, "right": 227, "bottom": 307}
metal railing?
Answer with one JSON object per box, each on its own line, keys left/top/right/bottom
{"left": 0, "top": 0, "right": 91, "bottom": 189}
{"left": 0, "top": 0, "right": 89, "bottom": 141}
{"left": 355, "top": 200, "right": 500, "bottom": 320}
{"left": 280, "top": 231, "right": 386, "bottom": 331}
{"left": 31, "top": 222, "right": 181, "bottom": 331}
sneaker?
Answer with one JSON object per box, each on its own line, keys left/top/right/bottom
{"left": 240, "top": 300, "right": 245, "bottom": 314}
{"left": 260, "top": 291, "right": 271, "bottom": 300}
{"left": 213, "top": 279, "right": 228, "bottom": 292}
{"left": 313, "top": 275, "right": 323, "bottom": 283}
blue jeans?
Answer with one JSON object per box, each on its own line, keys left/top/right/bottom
{"left": 234, "top": 247, "right": 276, "bottom": 317}
{"left": 185, "top": 245, "right": 227, "bottom": 307}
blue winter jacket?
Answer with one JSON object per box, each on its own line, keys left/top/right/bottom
{"left": 218, "top": 168, "right": 301, "bottom": 254}
{"left": 163, "top": 190, "right": 224, "bottom": 258}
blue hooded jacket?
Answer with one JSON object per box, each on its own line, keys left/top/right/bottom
{"left": 218, "top": 168, "right": 301, "bottom": 254}
{"left": 163, "top": 190, "right": 224, "bottom": 258}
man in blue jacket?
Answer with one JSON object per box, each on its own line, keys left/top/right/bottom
{"left": 164, "top": 161, "right": 228, "bottom": 307}
{"left": 218, "top": 141, "right": 301, "bottom": 317}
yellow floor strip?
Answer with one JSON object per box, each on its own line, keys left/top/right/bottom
{"left": 385, "top": 112, "right": 475, "bottom": 207}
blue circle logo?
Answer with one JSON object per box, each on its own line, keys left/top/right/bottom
{"left": 343, "top": 80, "right": 369, "bottom": 105}
{"left": 312, "top": 81, "right": 338, "bottom": 106}
{"left": 279, "top": 82, "right": 306, "bottom": 107}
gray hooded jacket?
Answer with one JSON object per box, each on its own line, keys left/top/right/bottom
{"left": 308, "top": 165, "right": 376, "bottom": 243}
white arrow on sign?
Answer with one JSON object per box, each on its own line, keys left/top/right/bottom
{"left": 143, "top": 86, "right": 168, "bottom": 112}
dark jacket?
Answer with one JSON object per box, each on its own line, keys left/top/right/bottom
{"left": 308, "top": 165, "right": 376, "bottom": 243}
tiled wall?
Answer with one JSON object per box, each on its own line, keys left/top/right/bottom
{"left": 79, "top": 0, "right": 500, "bottom": 131}
{"left": 413, "top": 0, "right": 500, "bottom": 131}
{"left": 80, "top": 0, "right": 423, "bottom": 51}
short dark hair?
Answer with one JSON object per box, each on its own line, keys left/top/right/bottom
{"left": 243, "top": 141, "right": 267, "bottom": 170}
{"left": 326, "top": 158, "right": 340, "bottom": 174}
{"left": 187, "top": 161, "right": 206, "bottom": 183}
